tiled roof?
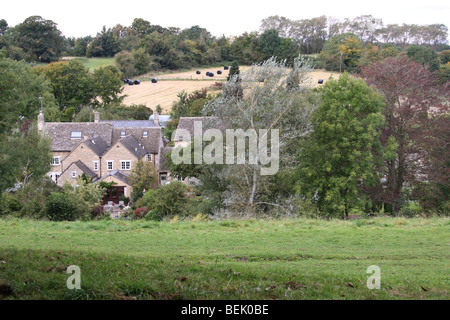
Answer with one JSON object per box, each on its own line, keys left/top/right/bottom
{"left": 61, "top": 160, "right": 98, "bottom": 180}
{"left": 97, "top": 170, "right": 130, "bottom": 185}
{"left": 84, "top": 135, "right": 109, "bottom": 157}
{"left": 74, "top": 160, "right": 98, "bottom": 179}
{"left": 112, "top": 127, "right": 162, "bottom": 154}
{"left": 119, "top": 135, "right": 148, "bottom": 159}
{"left": 44, "top": 121, "right": 162, "bottom": 154}
{"left": 44, "top": 122, "right": 113, "bottom": 151}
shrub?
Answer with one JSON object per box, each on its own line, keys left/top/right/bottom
{"left": 400, "top": 201, "right": 423, "bottom": 217}
{"left": 92, "top": 205, "right": 105, "bottom": 219}
{"left": 63, "top": 179, "right": 105, "bottom": 220}
{"left": 45, "top": 192, "right": 78, "bottom": 221}
{"left": 0, "top": 193, "right": 22, "bottom": 215}
{"left": 139, "top": 181, "right": 190, "bottom": 218}
{"left": 134, "top": 207, "right": 150, "bottom": 220}
{"left": 144, "top": 210, "right": 162, "bottom": 221}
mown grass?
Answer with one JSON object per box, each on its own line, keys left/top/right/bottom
{"left": 70, "top": 57, "right": 115, "bottom": 72}
{"left": 0, "top": 217, "right": 448, "bottom": 300}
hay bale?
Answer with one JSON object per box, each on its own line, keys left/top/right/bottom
{"left": 151, "top": 78, "right": 158, "bottom": 84}
{"left": 217, "top": 70, "right": 222, "bottom": 75}
{"left": 224, "top": 66, "right": 229, "bottom": 70}
{"left": 128, "top": 80, "right": 134, "bottom": 86}
{"left": 134, "top": 80, "right": 141, "bottom": 85}
{"left": 318, "top": 79, "right": 324, "bottom": 84}
{"left": 196, "top": 71, "right": 201, "bottom": 75}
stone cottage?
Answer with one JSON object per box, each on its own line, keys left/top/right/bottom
{"left": 38, "top": 110, "right": 168, "bottom": 204}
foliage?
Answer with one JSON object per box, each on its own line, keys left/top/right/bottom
{"left": 74, "top": 104, "right": 151, "bottom": 122}
{"left": 201, "top": 56, "right": 318, "bottom": 215}
{"left": 137, "top": 181, "right": 190, "bottom": 217}
{"left": 45, "top": 192, "right": 78, "bottom": 221}
{"left": 134, "top": 207, "right": 150, "bottom": 220}
{"left": 63, "top": 178, "right": 106, "bottom": 220}
{"left": 0, "top": 58, "right": 58, "bottom": 133}
{"left": 320, "top": 33, "right": 362, "bottom": 73}
{"left": 34, "top": 60, "right": 94, "bottom": 110}
{"left": 406, "top": 45, "right": 440, "bottom": 71}
{"left": 91, "top": 65, "right": 124, "bottom": 107}
{"left": 436, "top": 63, "right": 450, "bottom": 84}
{"left": 128, "top": 160, "right": 158, "bottom": 195}
{"left": 9, "top": 16, "right": 63, "bottom": 62}
{"left": 0, "top": 193, "right": 22, "bottom": 216}
{"left": 438, "top": 50, "right": 450, "bottom": 64}
{"left": 7, "top": 178, "right": 62, "bottom": 218}
{"left": 0, "top": 125, "right": 52, "bottom": 193}
{"left": 115, "top": 48, "right": 153, "bottom": 77}
{"left": 86, "top": 26, "right": 120, "bottom": 58}
{"left": 144, "top": 209, "right": 162, "bottom": 221}
{"left": 297, "top": 73, "right": 385, "bottom": 217}
{"left": 361, "top": 56, "right": 449, "bottom": 213}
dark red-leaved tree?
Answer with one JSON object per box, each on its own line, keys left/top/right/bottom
{"left": 360, "top": 56, "right": 449, "bottom": 213}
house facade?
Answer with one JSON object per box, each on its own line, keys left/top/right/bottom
{"left": 39, "top": 110, "right": 168, "bottom": 203}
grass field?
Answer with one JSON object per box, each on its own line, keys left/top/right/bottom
{"left": 0, "top": 217, "right": 448, "bottom": 300}
{"left": 61, "top": 57, "right": 115, "bottom": 72}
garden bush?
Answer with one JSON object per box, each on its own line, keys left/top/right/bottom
{"left": 144, "top": 210, "right": 162, "bottom": 221}
{"left": 45, "top": 192, "right": 78, "bottom": 221}
{"left": 137, "top": 181, "right": 190, "bottom": 218}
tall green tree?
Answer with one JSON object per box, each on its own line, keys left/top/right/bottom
{"left": 13, "top": 16, "right": 63, "bottom": 62}
{"left": 0, "top": 58, "right": 57, "bottom": 133}
{"left": 0, "top": 124, "right": 52, "bottom": 193}
{"left": 35, "top": 60, "right": 94, "bottom": 111}
{"left": 91, "top": 65, "right": 124, "bottom": 106}
{"left": 297, "top": 73, "right": 385, "bottom": 217}
{"left": 406, "top": 45, "right": 440, "bottom": 71}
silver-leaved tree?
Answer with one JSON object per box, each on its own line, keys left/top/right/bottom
{"left": 198, "top": 56, "right": 319, "bottom": 217}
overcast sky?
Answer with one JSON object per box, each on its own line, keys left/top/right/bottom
{"left": 2, "top": 0, "right": 449, "bottom": 39}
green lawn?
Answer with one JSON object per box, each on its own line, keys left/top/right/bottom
{"left": 68, "top": 57, "right": 115, "bottom": 72}
{"left": 0, "top": 217, "right": 448, "bottom": 300}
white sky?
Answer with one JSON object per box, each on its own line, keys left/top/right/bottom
{"left": 2, "top": 0, "right": 449, "bottom": 39}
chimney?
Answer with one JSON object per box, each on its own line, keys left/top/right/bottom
{"left": 153, "top": 109, "right": 160, "bottom": 127}
{"left": 94, "top": 111, "right": 100, "bottom": 123}
{"left": 37, "top": 111, "right": 45, "bottom": 133}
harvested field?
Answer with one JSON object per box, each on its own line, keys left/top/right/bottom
{"left": 121, "top": 69, "right": 340, "bottom": 113}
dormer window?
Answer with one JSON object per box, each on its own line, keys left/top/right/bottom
{"left": 143, "top": 131, "right": 148, "bottom": 137}
{"left": 121, "top": 131, "right": 126, "bottom": 137}
{"left": 71, "top": 131, "right": 82, "bottom": 139}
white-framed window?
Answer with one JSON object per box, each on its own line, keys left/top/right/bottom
{"left": 71, "top": 171, "right": 77, "bottom": 178}
{"left": 121, "top": 131, "right": 126, "bottom": 137}
{"left": 143, "top": 131, "right": 148, "bottom": 137}
{"left": 93, "top": 161, "right": 99, "bottom": 171}
{"left": 147, "top": 154, "right": 153, "bottom": 162}
{"left": 107, "top": 161, "right": 114, "bottom": 171}
{"left": 121, "top": 161, "right": 131, "bottom": 171}
{"left": 51, "top": 156, "right": 61, "bottom": 166}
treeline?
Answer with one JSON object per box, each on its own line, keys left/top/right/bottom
{"left": 0, "top": 15, "right": 448, "bottom": 72}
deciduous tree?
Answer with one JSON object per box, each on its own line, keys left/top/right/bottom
{"left": 297, "top": 73, "right": 385, "bottom": 217}
{"left": 361, "top": 56, "right": 449, "bottom": 213}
